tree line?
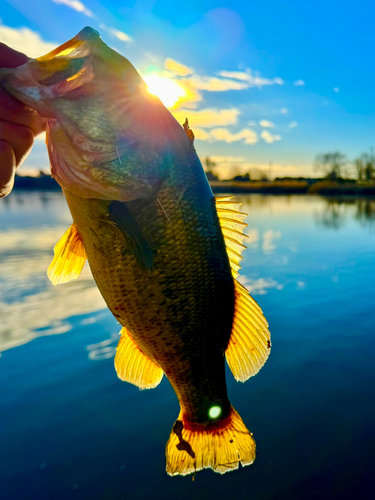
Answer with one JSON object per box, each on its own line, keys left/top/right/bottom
{"left": 314, "top": 150, "right": 375, "bottom": 181}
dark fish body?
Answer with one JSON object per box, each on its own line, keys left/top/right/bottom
{"left": 0, "top": 27, "right": 270, "bottom": 475}
{"left": 64, "top": 156, "right": 235, "bottom": 424}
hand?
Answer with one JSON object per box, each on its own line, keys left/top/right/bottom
{"left": 0, "top": 43, "right": 47, "bottom": 197}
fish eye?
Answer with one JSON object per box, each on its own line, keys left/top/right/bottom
{"left": 208, "top": 406, "right": 222, "bottom": 419}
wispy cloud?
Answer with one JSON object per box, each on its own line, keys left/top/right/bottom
{"left": 0, "top": 23, "right": 57, "bottom": 58}
{"left": 164, "top": 58, "right": 193, "bottom": 76}
{"left": 210, "top": 128, "right": 258, "bottom": 144}
{"left": 333, "top": 87, "right": 339, "bottom": 92}
{"left": 99, "top": 24, "right": 133, "bottom": 43}
{"left": 259, "top": 120, "right": 274, "bottom": 128}
{"left": 183, "top": 75, "right": 249, "bottom": 92}
{"left": 261, "top": 130, "right": 282, "bottom": 143}
{"left": 218, "top": 69, "right": 284, "bottom": 87}
{"left": 108, "top": 28, "right": 132, "bottom": 43}
{"left": 192, "top": 127, "right": 258, "bottom": 145}
{"left": 172, "top": 108, "right": 240, "bottom": 128}
{"left": 52, "top": 0, "right": 93, "bottom": 18}
{"left": 280, "top": 107, "right": 288, "bottom": 114}
{"left": 294, "top": 79, "right": 305, "bottom": 86}
{"left": 288, "top": 121, "right": 298, "bottom": 129}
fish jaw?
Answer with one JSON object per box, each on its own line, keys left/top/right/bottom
{"left": 0, "top": 64, "right": 52, "bottom": 117}
{"left": 0, "top": 28, "right": 101, "bottom": 118}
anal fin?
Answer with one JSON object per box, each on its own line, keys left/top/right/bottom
{"left": 226, "top": 279, "right": 271, "bottom": 382}
{"left": 115, "top": 327, "right": 163, "bottom": 389}
{"left": 47, "top": 224, "right": 86, "bottom": 285}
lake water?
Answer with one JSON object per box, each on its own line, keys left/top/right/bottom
{"left": 1, "top": 192, "right": 374, "bottom": 500}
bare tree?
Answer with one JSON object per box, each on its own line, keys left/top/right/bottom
{"left": 204, "top": 157, "right": 218, "bottom": 181}
{"left": 314, "top": 151, "right": 347, "bottom": 181}
{"left": 353, "top": 150, "right": 375, "bottom": 181}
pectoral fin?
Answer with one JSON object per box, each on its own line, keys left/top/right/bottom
{"left": 47, "top": 224, "right": 87, "bottom": 285}
{"left": 226, "top": 279, "right": 271, "bottom": 382}
{"left": 108, "top": 200, "right": 153, "bottom": 270}
{"left": 115, "top": 327, "right": 163, "bottom": 389}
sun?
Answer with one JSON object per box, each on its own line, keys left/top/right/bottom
{"left": 143, "top": 74, "right": 186, "bottom": 108}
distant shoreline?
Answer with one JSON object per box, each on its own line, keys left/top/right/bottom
{"left": 11, "top": 175, "right": 375, "bottom": 197}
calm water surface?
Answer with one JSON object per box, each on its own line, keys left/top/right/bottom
{"left": 1, "top": 192, "right": 374, "bottom": 500}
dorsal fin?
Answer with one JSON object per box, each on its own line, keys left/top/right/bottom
{"left": 226, "top": 279, "right": 271, "bottom": 382}
{"left": 115, "top": 327, "right": 164, "bottom": 389}
{"left": 215, "top": 196, "right": 248, "bottom": 278}
{"left": 47, "top": 224, "right": 87, "bottom": 285}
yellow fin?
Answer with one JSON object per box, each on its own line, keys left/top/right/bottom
{"left": 47, "top": 224, "right": 86, "bottom": 286}
{"left": 215, "top": 196, "right": 248, "bottom": 278}
{"left": 115, "top": 327, "right": 163, "bottom": 390}
{"left": 226, "top": 279, "right": 271, "bottom": 382}
{"left": 166, "top": 406, "right": 256, "bottom": 476}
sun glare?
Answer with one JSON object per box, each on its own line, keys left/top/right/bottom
{"left": 143, "top": 74, "right": 186, "bottom": 108}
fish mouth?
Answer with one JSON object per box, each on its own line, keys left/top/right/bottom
{"left": 0, "top": 27, "right": 101, "bottom": 116}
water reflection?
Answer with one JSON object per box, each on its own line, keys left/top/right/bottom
{"left": 315, "top": 197, "right": 375, "bottom": 231}
{"left": 0, "top": 225, "right": 106, "bottom": 353}
{"left": 86, "top": 332, "right": 118, "bottom": 360}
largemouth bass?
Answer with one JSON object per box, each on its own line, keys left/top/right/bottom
{"left": 0, "top": 27, "right": 271, "bottom": 476}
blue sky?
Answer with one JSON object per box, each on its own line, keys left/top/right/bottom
{"left": 1, "top": 0, "right": 375, "bottom": 178}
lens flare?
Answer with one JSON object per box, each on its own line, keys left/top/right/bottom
{"left": 143, "top": 74, "right": 186, "bottom": 108}
{"left": 208, "top": 406, "right": 222, "bottom": 419}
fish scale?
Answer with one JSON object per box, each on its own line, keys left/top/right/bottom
{"left": 64, "top": 182, "right": 235, "bottom": 424}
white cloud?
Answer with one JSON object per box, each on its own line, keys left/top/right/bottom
{"left": 259, "top": 120, "right": 274, "bottom": 128}
{"left": 172, "top": 108, "right": 240, "bottom": 128}
{"left": 288, "top": 121, "right": 298, "bottom": 129}
{"left": 193, "top": 127, "right": 258, "bottom": 145}
{"left": 247, "top": 121, "right": 257, "bottom": 126}
{"left": 294, "top": 79, "right": 305, "bottom": 86}
{"left": 52, "top": 0, "right": 93, "bottom": 18}
{"left": 217, "top": 69, "right": 284, "bottom": 87}
{"left": 99, "top": 24, "right": 133, "bottom": 43}
{"left": 0, "top": 23, "right": 57, "bottom": 58}
{"left": 108, "top": 28, "right": 132, "bottom": 43}
{"left": 164, "top": 58, "right": 193, "bottom": 76}
{"left": 333, "top": 87, "right": 339, "bottom": 92}
{"left": 210, "top": 128, "right": 258, "bottom": 144}
{"left": 280, "top": 107, "right": 288, "bottom": 114}
{"left": 261, "top": 130, "right": 282, "bottom": 143}
{"left": 183, "top": 75, "right": 249, "bottom": 92}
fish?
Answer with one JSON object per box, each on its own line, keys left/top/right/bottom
{"left": 0, "top": 27, "right": 271, "bottom": 476}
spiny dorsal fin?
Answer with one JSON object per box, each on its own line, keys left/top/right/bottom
{"left": 215, "top": 196, "right": 248, "bottom": 278}
{"left": 47, "top": 224, "right": 86, "bottom": 285}
{"left": 115, "top": 327, "right": 163, "bottom": 390}
{"left": 226, "top": 279, "right": 271, "bottom": 382}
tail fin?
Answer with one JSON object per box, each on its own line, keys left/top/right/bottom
{"left": 166, "top": 406, "right": 255, "bottom": 476}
